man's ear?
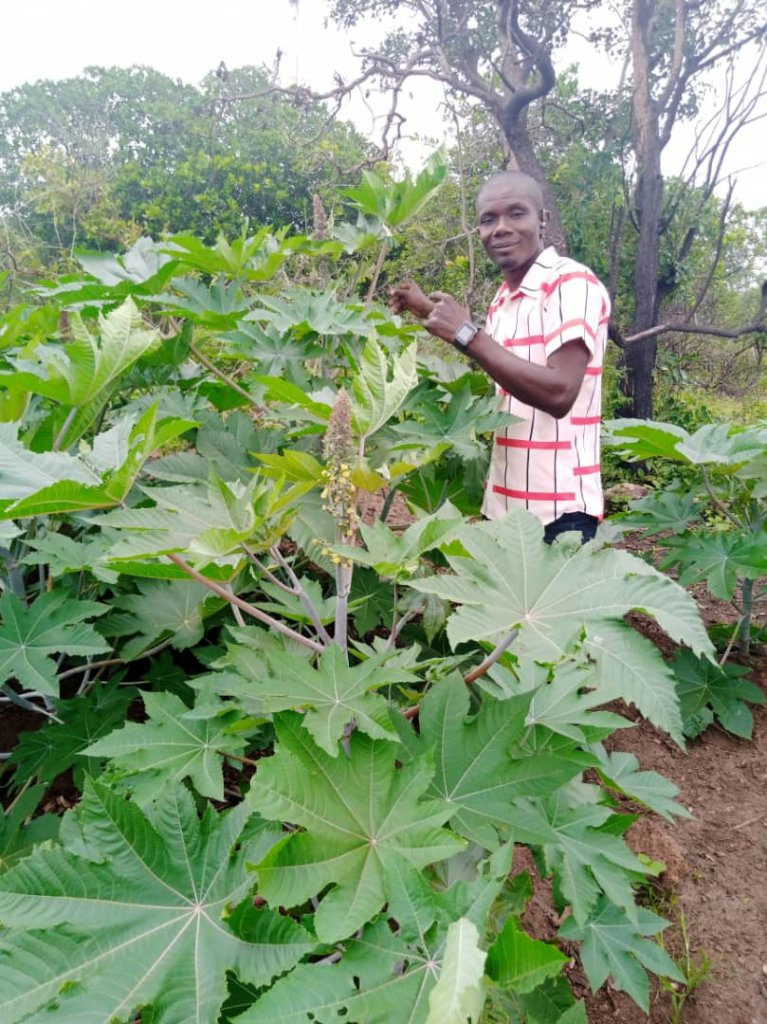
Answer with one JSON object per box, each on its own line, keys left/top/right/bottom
{"left": 539, "top": 208, "right": 550, "bottom": 237}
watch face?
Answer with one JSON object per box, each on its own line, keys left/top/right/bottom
{"left": 455, "top": 322, "right": 478, "bottom": 347}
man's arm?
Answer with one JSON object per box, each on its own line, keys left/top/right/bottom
{"left": 389, "top": 284, "right": 590, "bottom": 420}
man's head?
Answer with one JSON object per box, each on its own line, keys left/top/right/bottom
{"left": 476, "top": 171, "right": 549, "bottom": 286}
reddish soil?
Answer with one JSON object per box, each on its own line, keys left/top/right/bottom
{"left": 579, "top": 529, "right": 767, "bottom": 1024}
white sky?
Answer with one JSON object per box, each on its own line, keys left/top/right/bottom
{"left": 2, "top": 0, "right": 765, "bottom": 211}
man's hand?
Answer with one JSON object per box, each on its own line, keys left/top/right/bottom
{"left": 424, "top": 291, "right": 473, "bottom": 344}
{"left": 388, "top": 281, "right": 435, "bottom": 319}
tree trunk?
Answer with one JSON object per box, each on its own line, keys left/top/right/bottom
{"left": 626, "top": 0, "right": 663, "bottom": 419}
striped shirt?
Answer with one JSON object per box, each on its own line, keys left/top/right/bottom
{"left": 481, "top": 246, "right": 610, "bottom": 525}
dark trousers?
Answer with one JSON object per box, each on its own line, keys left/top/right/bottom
{"left": 543, "top": 511, "right": 599, "bottom": 545}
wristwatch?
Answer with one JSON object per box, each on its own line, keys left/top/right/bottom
{"left": 453, "top": 321, "right": 480, "bottom": 349}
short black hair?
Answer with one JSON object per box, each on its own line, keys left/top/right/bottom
{"left": 477, "top": 171, "right": 545, "bottom": 212}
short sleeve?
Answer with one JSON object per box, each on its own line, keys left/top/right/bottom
{"left": 541, "top": 267, "right": 609, "bottom": 360}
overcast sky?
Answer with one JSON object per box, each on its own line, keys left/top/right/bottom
{"left": 3, "top": 0, "right": 765, "bottom": 210}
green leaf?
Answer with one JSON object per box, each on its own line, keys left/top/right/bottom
{"left": 0, "top": 782, "right": 312, "bottom": 1024}
{"left": 591, "top": 747, "right": 690, "bottom": 821}
{"left": 0, "top": 424, "right": 100, "bottom": 499}
{"left": 559, "top": 898, "right": 684, "bottom": 1012}
{"left": 407, "top": 511, "right": 710, "bottom": 738}
{"left": 334, "top": 502, "right": 463, "bottom": 580}
{"left": 248, "top": 713, "right": 465, "bottom": 943}
{"left": 0, "top": 785, "right": 60, "bottom": 873}
{"left": 624, "top": 488, "right": 701, "bottom": 534}
{"left": 0, "top": 591, "right": 110, "bottom": 696}
{"left": 426, "top": 917, "right": 486, "bottom": 1024}
{"left": 219, "top": 644, "right": 416, "bottom": 755}
{"left": 8, "top": 680, "right": 133, "bottom": 789}
{"left": 106, "top": 579, "right": 215, "bottom": 659}
{"left": 486, "top": 914, "right": 568, "bottom": 994}
{"left": 660, "top": 530, "right": 767, "bottom": 600}
{"left": 395, "top": 674, "right": 591, "bottom": 848}
{"left": 82, "top": 690, "right": 247, "bottom": 801}
{"left": 603, "top": 420, "right": 689, "bottom": 462}
{"left": 352, "top": 337, "right": 418, "bottom": 439}
{"left": 391, "top": 383, "right": 518, "bottom": 463}
{"left": 511, "top": 795, "right": 647, "bottom": 925}
{"left": 672, "top": 648, "right": 765, "bottom": 739}
{"left": 240, "top": 914, "right": 447, "bottom": 1024}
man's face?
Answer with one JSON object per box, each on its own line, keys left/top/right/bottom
{"left": 476, "top": 180, "right": 544, "bottom": 278}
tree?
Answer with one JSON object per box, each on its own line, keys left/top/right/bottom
{"left": 616, "top": 0, "right": 767, "bottom": 416}
{"left": 320, "top": 0, "right": 609, "bottom": 245}
{"left": 0, "top": 65, "right": 370, "bottom": 257}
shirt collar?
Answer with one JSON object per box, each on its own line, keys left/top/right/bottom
{"left": 509, "top": 246, "right": 559, "bottom": 299}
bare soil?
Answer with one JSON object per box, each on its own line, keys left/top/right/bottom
{"left": 579, "top": 529, "right": 767, "bottom": 1024}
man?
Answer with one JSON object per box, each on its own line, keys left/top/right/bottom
{"left": 389, "top": 170, "right": 610, "bottom": 543}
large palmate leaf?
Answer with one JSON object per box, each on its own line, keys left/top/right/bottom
{"left": 659, "top": 529, "right": 767, "bottom": 600}
{"left": 352, "top": 337, "right": 418, "bottom": 440}
{"left": 344, "top": 154, "right": 446, "bottom": 229}
{"left": 83, "top": 690, "right": 247, "bottom": 801}
{"left": 8, "top": 680, "right": 133, "bottom": 789}
{"left": 559, "top": 899, "right": 684, "bottom": 1012}
{"left": 250, "top": 288, "right": 374, "bottom": 337}
{"left": 0, "top": 783, "right": 312, "bottom": 1024}
{"left": 394, "top": 674, "right": 593, "bottom": 848}
{"left": 390, "top": 383, "right": 518, "bottom": 463}
{"left": 0, "top": 407, "right": 195, "bottom": 520}
{"left": 217, "top": 643, "right": 416, "bottom": 755}
{"left": 510, "top": 793, "right": 647, "bottom": 925}
{"left": 248, "top": 713, "right": 465, "bottom": 943}
{"left": 334, "top": 502, "right": 463, "bottom": 581}
{"left": 0, "top": 591, "right": 110, "bottom": 696}
{"left": 605, "top": 419, "right": 767, "bottom": 467}
{"left": 591, "top": 746, "right": 690, "bottom": 822}
{"left": 0, "top": 300, "right": 160, "bottom": 447}
{"left": 95, "top": 472, "right": 292, "bottom": 564}
{"left": 242, "top": 845, "right": 515, "bottom": 1024}
{"left": 241, "top": 915, "right": 445, "bottom": 1024}
{"left": 105, "top": 579, "right": 215, "bottom": 659}
{"left": 406, "top": 511, "right": 711, "bottom": 738}
{"left": 672, "top": 648, "right": 765, "bottom": 739}
{"left": 0, "top": 423, "right": 100, "bottom": 498}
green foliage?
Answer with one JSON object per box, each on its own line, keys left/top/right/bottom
{"left": 0, "top": 178, "right": 712, "bottom": 1022}
{"left": 0, "top": 783, "right": 310, "bottom": 1024}
{"left": 606, "top": 418, "right": 767, "bottom": 659}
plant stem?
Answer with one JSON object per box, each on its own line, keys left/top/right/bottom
{"left": 364, "top": 242, "right": 389, "bottom": 308}
{"left": 269, "top": 544, "right": 333, "bottom": 645}
{"left": 464, "top": 630, "right": 519, "bottom": 685}
{"left": 700, "top": 467, "right": 740, "bottom": 527}
{"left": 379, "top": 485, "right": 399, "bottom": 523}
{"left": 740, "top": 577, "right": 754, "bottom": 656}
{"left": 188, "top": 340, "right": 261, "bottom": 409}
{"left": 167, "top": 552, "right": 324, "bottom": 653}
{"left": 52, "top": 406, "right": 78, "bottom": 451}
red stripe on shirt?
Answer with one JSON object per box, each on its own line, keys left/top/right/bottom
{"left": 502, "top": 335, "right": 545, "bottom": 348}
{"left": 574, "top": 464, "right": 600, "bottom": 476}
{"left": 585, "top": 366, "right": 603, "bottom": 376}
{"left": 493, "top": 485, "right": 577, "bottom": 501}
{"left": 545, "top": 319, "right": 596, "bottom": 345}
{"left": 541, "top": 271, "right": 600, "bottom": 297}
{"left": 571, "top": 415, "right": 602, "bottom": 425}
{"left": 487, "top": 283, "right": 510, "bottom": 315}
{"left": 497, "top": 438, "right": 571, "bottom": 450}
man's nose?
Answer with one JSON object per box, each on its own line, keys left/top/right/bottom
{"left": 493, "top": 215, "right": 515, "bottom": 234}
